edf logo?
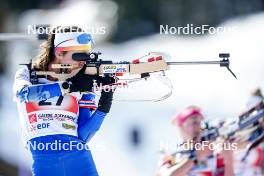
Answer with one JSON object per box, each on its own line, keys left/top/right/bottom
{"left": 37, "top": 123, "right": 50, "bottom": 129}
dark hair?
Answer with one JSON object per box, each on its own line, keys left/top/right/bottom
{"left": 33, "top": 26, "right": 84, "bottom": 71}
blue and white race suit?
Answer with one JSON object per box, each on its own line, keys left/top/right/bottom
{"left": 13, "top": 66, "right": 107, "bottom": 176}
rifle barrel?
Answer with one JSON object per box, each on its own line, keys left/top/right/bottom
{"left": 167, "top": 61, "right": 221, "bottom": 65}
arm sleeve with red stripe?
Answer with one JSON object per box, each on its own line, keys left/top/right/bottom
{"left": 78, "top": 93, "right": 107, "bottom": 142}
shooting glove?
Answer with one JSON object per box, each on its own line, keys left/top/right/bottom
{"left": 97, "top": 75, "right": 116, "bottom": 113}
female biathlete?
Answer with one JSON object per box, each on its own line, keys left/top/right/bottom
{"left": 157, "top": 106, "right": 234, "bottom": 176}
{"left": 13, "top": 26, "right": 114, "bottom": 176}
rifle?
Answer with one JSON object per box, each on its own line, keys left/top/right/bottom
{"left": 202, "top": 101, "right": 264, "bottom": 161}
{"left": 21, "top": 52, "right": 237, "bottom": 101}
{"left": 170, "top": 101, "right": 264, "bottom": 160}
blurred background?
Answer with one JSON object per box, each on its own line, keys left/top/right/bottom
{"left": 0, "top": 0, "right": 264, "bottom": 175}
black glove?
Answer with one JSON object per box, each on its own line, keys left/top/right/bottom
{"left": 97, "top": 75, "right": 116, "bottom": 113}
{"left": 65, "top": 66, "right": 96, "bottom": 93}
{"left": 97, "top": 75, "right": 116, "bottom": 86}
